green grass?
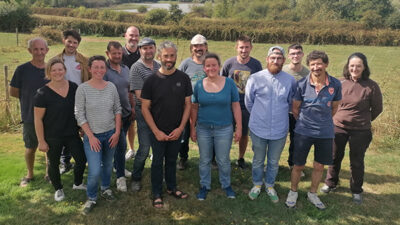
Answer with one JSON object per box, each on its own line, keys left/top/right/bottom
{"left": 1, "top": 32, "right": 400, "bottom": 225}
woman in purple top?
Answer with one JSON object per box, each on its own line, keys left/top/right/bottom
{"left": 321, "top": 53, "right": 383, "bottom": 204}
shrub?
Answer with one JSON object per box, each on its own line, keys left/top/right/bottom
{"left": 31, "top": 26, "right": 63, "bottom": 45}
{"left": 0, "top": 2, "right": 35, "bottom": 32}
{"left": 144, "top": 8, "right": 169, "bottom": 25}
{"left": 137, "top": 6, "right": 147, "bottom": 13}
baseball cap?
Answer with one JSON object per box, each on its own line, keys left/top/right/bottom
{"left": 191, "top": 34, "right": 207, "bottom": 45}
{"left": 138, "top": 37, "right": 156, "bottom": 47}
{"left": 267, "top": 46, "right": 285, "bottom": 57}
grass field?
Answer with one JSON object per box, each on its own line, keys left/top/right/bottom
{"left": 0, "top": 32, "right": 399, "bottom": 225}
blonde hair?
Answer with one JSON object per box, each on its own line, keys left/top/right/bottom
{"left": 45, "top": 58, "right": 66, "bottom": 80}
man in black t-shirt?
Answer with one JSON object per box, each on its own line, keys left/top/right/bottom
{"left": 10, "top": 37, "right": 50, "bottom": 187}
{"left": 141, "top": 41, "right": 192, "bottom": 208}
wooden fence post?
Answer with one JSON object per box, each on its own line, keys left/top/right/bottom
{"left": 4, "top": 65, "right": 11, "bottom": 118}
{"left": 16, "top": 28, "right": 19, "bottom": 46}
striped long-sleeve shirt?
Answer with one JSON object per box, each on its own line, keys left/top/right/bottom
{"left": 75, "top": 82, "right": 121, "bottom": 134}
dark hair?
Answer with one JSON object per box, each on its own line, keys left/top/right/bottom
{"left": 236, "top": 35, "right": 252, "bottom": 45}
{"left": 88, "top": 55, "right": 106, "bottom": 68}
{"left": 306, "top": 50, "right": 329, "bottom": 66}
{"left": 203, "top": 52, "right": 221, "bottom": 67}
{"left": 63, "top": 30, "right": 81, "bottom": 43}
{"left": 45, "top": 58, "right": 66, "bottom": 80}
{"left": 107, "top": 41, "right": 123, "bottom": 51}
{"left": 343, "top": 52, "right": 370, "bottom": 80}
{"left": 288, "top": 43, "right": 303, "bottom": 52}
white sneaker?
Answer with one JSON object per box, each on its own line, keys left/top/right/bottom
{"left": 320, "top": 184, "right": 337, "bottom": 194}
{"left": 266, "top": 187, "right": 279, "bottom": 203}
{"left": 54, "top": 189, "right": 65, "bottom": 201}
{"left": 72, "top": 183, "right": 87, "bottom": 190}
{"left": 116, "top": 177, "right": 127, "bottom": 192}
{"left": 124, "top": 169, "right": 132, "bottom": 178}
{"left": 307, "top": 192, "right": 326, "bottom": 210}
{"left": 285, "top": 190, "right": 298, "bottom": 208}
{"left": 248, "top": 185, "right": 261, "bottom": 200}
{"left": 149, "top": 154, "right": 153, "bottom": 161}
{"left": 125, "top": 149, "right": 136, "bottom": 160}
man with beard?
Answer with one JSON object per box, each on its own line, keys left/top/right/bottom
{"left": 177, "top": 34, "right": 208, "bottom": 170}
{"left": 53, "top": 30, "right": 89, "bottom": 175}
{"left": 285, "top": 50, "right": 341, "bottom": 210}
{"left": 10, "top": 37, "right": 50, "bottom": 187}
{"left": 283, "top": 44, "right": 309, "bottom": 176}
{"left": 245, "top": 46, "right": 296, "bottom": 203}
{"left": 104, "top": 41, "right": 134, "bottom": 192}
{"left": 141, "top": 41, "right": 192, "bottom": 208}
{"left": 129, "top": 37, "right": 160, "bottom": 192}
{"left": 122, "top": 26, "right": 141, "bottom": 162}
{"left": 221, "top": 35, "right": 262, "bottom": 169}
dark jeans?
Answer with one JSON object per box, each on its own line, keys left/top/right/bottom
{"left": 325, "top": 126, "right": 372, "bottom": 194}
{"left": 46, "top": 135, "right": 86, "bottom": 190}
{"left": 114, "top": 115, "right": 132, "bottom": 178}
{"left": 150, "top": 134, "right": 181, "bottom": 197}
{"left": 179, "top": 122, "right": 190, "bottom": 160}
{"left": 287, "top": 113, "right": 296, "bottom": 167}
{"left": 132, "top": 105, "right": 152, "bottom": 181}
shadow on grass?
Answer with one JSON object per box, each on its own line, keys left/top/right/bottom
{"left": 2, "top": 154, "right": 400, "bottom": 225}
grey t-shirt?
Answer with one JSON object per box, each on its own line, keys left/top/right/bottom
{"left": 221, "top": 56, "right": 263, "bottom": 109}
{"left": 282, "top": 64, "right": 309, "bottom": 81}
{"left": 104, "top": 63, "right": 131, "bottom": 118}
{"left": 63, "top": 54, "right": 82, "bottom": 85}
{"left": 178, "top": 57, "right": 206, "bottom": 91}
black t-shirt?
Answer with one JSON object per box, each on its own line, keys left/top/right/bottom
{"left": 33, "top": 81, "right": 80, "bottom": 139}
{"left": 10, "top": 62, "right": 49, "bottom": 123}
{"left": 122, "top": 46, "right": 140, "bottom": 69}
{"left": 141, "top": 69, "right": 192, "bottom": 134}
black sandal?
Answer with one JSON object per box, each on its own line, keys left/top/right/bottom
{"left": 152, "top": 196, "right": 164, "bottom": 208}
{"left": 167, "top": 189, "right": 188, "bottom": 199}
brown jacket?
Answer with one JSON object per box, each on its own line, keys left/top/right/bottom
{"left": 52, "top": 50, "right": 90, "bottom": 83}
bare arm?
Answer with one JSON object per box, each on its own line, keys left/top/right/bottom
{"left": 331, "top": 100, "right": 340, "bottom": 117}
{"left": 80, "top": 123, "right": 101, "bottom": 152}
{"left": 10, "top": 86, "right": 19, "bottom": 98}
{"left": 168, "top": 96, "right": 191, "bottom": 141}
{"left": 232, "top": 101, "right": 242, "bottom": 143}
{"left": 190, "top": 103, "right": 199, "bottom": 142}
{"left": 34, "top": 107, "right": 49, "bottom": 152}
{"left": 141, "top": 99, "right": 168, "bottom": 141}
{"left": 292, "top": 100, "right": 302, "bottom": 120}
{"left": 108, "top": 113, "right": 121, "bottom": 148}
{"left": 134, "top": 90, "right": 142, "bottom": 105}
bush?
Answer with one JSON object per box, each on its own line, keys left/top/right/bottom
{"left": 0, "top": 2, "right": 35, "bottom": 32}
{"left": 144, "top": 8, "right": 169, "bottom": 25}
{"left": 137, "top": 6, "right": 147, "bottom": 13}
{"left": 31, "top": 26, "right": 63, "bottom": 45}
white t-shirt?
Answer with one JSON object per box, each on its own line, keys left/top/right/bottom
{"left": 63, "top": 54, "right": 82, "bottom": 85}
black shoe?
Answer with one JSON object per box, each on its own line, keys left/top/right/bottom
{"left": 236, "top": 158, "right": 246, "bottom": 169}
{"left": 60, "top": 163, "right": 74, "bottom": 174}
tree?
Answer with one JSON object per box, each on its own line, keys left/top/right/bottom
{"left": 168, "top": 3, "right": 183, "bottom": 23}
{"left": 144, "top": 8, "right": 169, "bottom": 25}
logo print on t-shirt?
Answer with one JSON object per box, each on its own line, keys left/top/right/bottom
{"left": 176, "top": 82, "right": 181, "bottom": 87}
{"left": 76, "top": 64, "right": 81, "bottom": 70}
{"left": 328, "top": 87, "right": 334, "bottom": 95}
{"left": 232, "top": 70, "right": 251, "bottom": 94}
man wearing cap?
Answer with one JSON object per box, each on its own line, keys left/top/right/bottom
{"left": 123, "top": 26, "right": 141, "bottom": 162}
{"left": 221, "top": 35, "right": 262, "bottom": 169}
{"left": 104, "top": 41, "right": 134, "bottom": 192}
{"left": 129, "top": 37, "right": 161, "bottom": 192}
{"left": 285, "top": 50, "right": 341, "bottom": 210}
{"left": 283, "top": 44, "right": 309, "bottom": 176}
{"left": 245, "top": 46, "right": 296, "bottom": 203}
{"left": 177, "top": 34, "right": 208, "bottom": 170}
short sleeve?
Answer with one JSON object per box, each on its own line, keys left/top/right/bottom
{"left": 140, "top": 75, "right": 153, "bottom": 100}
{"left": 333, "top": 80, "right": 342, "bottom": 101}
{"left": 293, "top": 80, "right": 303, "bottom": 101}
{"left": 10, "top": 65, "right": 23, "bottom": 88}
{"left": 184, "top": 74, "right": 193, "bottom": 97}
{"left": 229, "top": 78, "right": 239, "bottom": 102}
{"left": 221, "top": 60, "right": 230, "bottom": 77}
{"left": 33, "top": 87, "right": 46, "bottom": 108}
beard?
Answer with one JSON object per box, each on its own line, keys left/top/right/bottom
{"left": 268, "top": 63, "right": 283, "bottom": 74}
{"left": 162, "top": 61, "right": 176, "bottom": 70}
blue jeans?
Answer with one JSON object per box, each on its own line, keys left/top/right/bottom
{"left": 150, "top": 134, "right": 181, "bottom": 196}
{"left": 84, "top": 129, "right": 116, "bottom": 201}
{"left": 132, "top": 105, "right": 152, "bottom": 181}
{"left": 197, "top": 123, "right": 233, "bottom": 189}
{"left": 114, "top": 115, "right": 132, "bottom": 178}
{"left": 250, "top": 131, "right": 287, "bottom": 187}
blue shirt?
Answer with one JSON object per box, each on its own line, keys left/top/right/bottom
{"left": 294, "top": 74, "right": 342, "bottom": 138}
{"left": 193, "top": 77, "right": 239, "bottom": 126}
{"left": 245, "top": 69, "right": 297, "bottom": 140}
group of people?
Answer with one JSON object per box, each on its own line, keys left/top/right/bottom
{"left": 10, "top": 26, "right": 382, "bottom": 214}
